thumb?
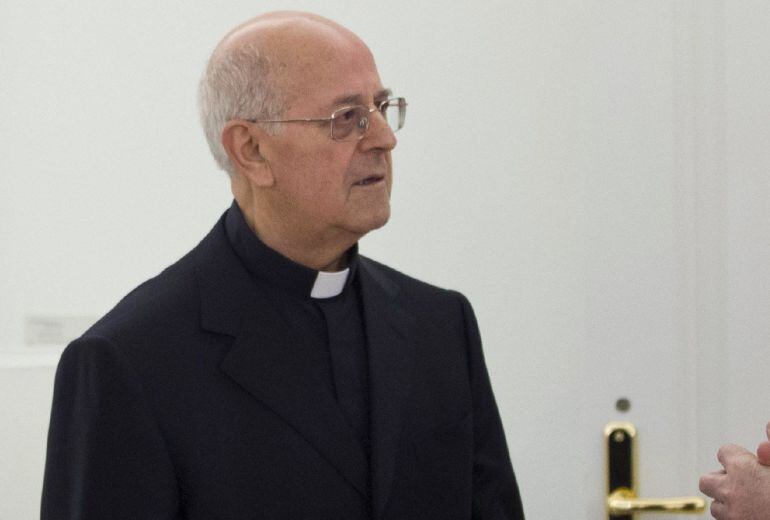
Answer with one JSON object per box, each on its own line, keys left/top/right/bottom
{"left": 757, "top": 422, "right": 770, "bottom": 465}
{"left": 757, "top": 441, "right": 770, "bottom": 466}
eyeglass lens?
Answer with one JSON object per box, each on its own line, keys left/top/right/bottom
{"left": 331, "top": 98, "right": 406, "bottom": 141}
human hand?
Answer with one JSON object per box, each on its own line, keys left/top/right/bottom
{"left": 699, "top": 443, "right": 770, "bottom": 520}
{"left": 757, "top": 422, "right": 770, "bottom": 466}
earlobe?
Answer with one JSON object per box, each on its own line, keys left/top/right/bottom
{"left": 221, "top": 121, "right": 275, "bottom": 187}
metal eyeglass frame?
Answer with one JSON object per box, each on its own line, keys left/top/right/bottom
{"left": 246, "top": 97, "right": 407, "bottom": 141}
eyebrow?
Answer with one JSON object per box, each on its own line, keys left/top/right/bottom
{"left": 330, "top": 88, "right": 393, "bottom": 108}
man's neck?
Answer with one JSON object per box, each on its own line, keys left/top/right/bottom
{"left": 238, "top": 201, "right": 359, "bottom": 272}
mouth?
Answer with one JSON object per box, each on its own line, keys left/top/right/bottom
{"left": 353, "top": 175, "right": 385, "bottom": 187}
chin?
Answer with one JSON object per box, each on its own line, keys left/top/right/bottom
{"left": 349, "top": 207, "right": 391, "bottom": 236}
{"left": 368, "top": 214, "right": 390, "bottom": 232}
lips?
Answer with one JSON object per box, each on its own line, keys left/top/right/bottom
{"left": 353, "top": 175, "right": 385, "bottom": 186}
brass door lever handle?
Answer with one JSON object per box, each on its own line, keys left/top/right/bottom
{"left": 605, "top": 422, "right": 706, "bottom": 519}
{"left": 607, "top": 487, "right": 706, "bottom": 515}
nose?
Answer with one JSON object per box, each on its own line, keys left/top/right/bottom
{"left": 359, "top": 110, "right": 397, "bottom": 152}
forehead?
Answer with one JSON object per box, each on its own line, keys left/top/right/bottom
{"left": 272, "top": 27, "right": 385, "bottom": 111}
{"left": 293, "top": 58, "right": 385, "bottom": 114}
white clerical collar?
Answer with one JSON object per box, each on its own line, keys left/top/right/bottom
{"left": 310, "top": 268, "right": 350, "bottom": 299}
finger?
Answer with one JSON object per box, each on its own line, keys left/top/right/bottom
{"left": 710, "top": 499, "right": 726, "bottom": 520}
{"left": 699, "top": 471, "right": 727, "bottom": 501}
{"left": 757, "top": 440, "right": 770, "bottom": 466}
{"left": 717, "top": 444, "right": 751, "bottom": 469}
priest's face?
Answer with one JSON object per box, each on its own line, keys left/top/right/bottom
{"left": 261, "top": 32, "right": 397, "bottom": 243}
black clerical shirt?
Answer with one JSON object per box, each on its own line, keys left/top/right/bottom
{"left": 224, "top": 201, "right": 371, "bottom": 465}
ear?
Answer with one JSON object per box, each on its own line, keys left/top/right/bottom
{"left": 221, "top": 120, "right": 275, "bottom": 187}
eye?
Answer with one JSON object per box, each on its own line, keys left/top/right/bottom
{"left": 336, "top": 107, "right": 358, "bottom": 121}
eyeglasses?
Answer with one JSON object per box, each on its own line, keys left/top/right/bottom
{"left": 247, "top": 97, "right": 407, "bottom": 141}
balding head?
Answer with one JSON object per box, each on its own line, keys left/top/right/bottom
{"left": 198, "top": 11, "right": 375, "bottom": 175}
{"left": 220, "top": 11, "right": 365, "bottom": 59}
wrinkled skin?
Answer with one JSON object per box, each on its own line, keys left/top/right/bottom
{"left": 699, "top": 422, "right": 770, "bottom": 520}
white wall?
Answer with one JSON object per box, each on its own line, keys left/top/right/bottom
{"left": 2, "top": 1, "right": 769, "bottom": 519}
{"left": 0, "top": 358, "right": 58, "bottom": 520}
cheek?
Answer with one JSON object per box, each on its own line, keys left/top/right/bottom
{"left": 271, "top": 136, "right": 358, "bottom": 209}
{"left": 292, "top": 151, "right": 354, "bottom": 208}
{"left": 310, "top": 148, "right": 356, "bottom": 187}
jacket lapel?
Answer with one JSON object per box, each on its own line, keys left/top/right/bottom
{"left": 358, "top": 258, "right": 416, "bottom": 519}
{"left": 194, "top": 217, "right": 369, "bottom": 498}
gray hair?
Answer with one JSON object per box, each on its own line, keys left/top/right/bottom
{"left": 198, "top": 43, "right": 285, "bottom": 176}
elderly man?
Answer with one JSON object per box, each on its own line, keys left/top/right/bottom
{"left": 699, "top": 422, "right": 770, "bottom": 520}
{"left": 41, "top": 11, "right": 524, "bottom": 520}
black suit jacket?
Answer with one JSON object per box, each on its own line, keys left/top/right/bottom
{"left": 41, "top": 212, "right": 524, "bottom": 520}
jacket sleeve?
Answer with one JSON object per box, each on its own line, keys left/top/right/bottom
{"left": 41, "top": 335, "right": 180, "bottom": 519}
{"left": 454, "top": 292, "right": 526, "bottom": 520}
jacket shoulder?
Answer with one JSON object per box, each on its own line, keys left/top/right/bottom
{"left": 85, "top": 247, "right": 199, "bottom": 343}
{"left": 84, "top": 212, "right": 234, "bottom": 344}
{"left": 359, "top": 255, "right": 467, "bottom": 306}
